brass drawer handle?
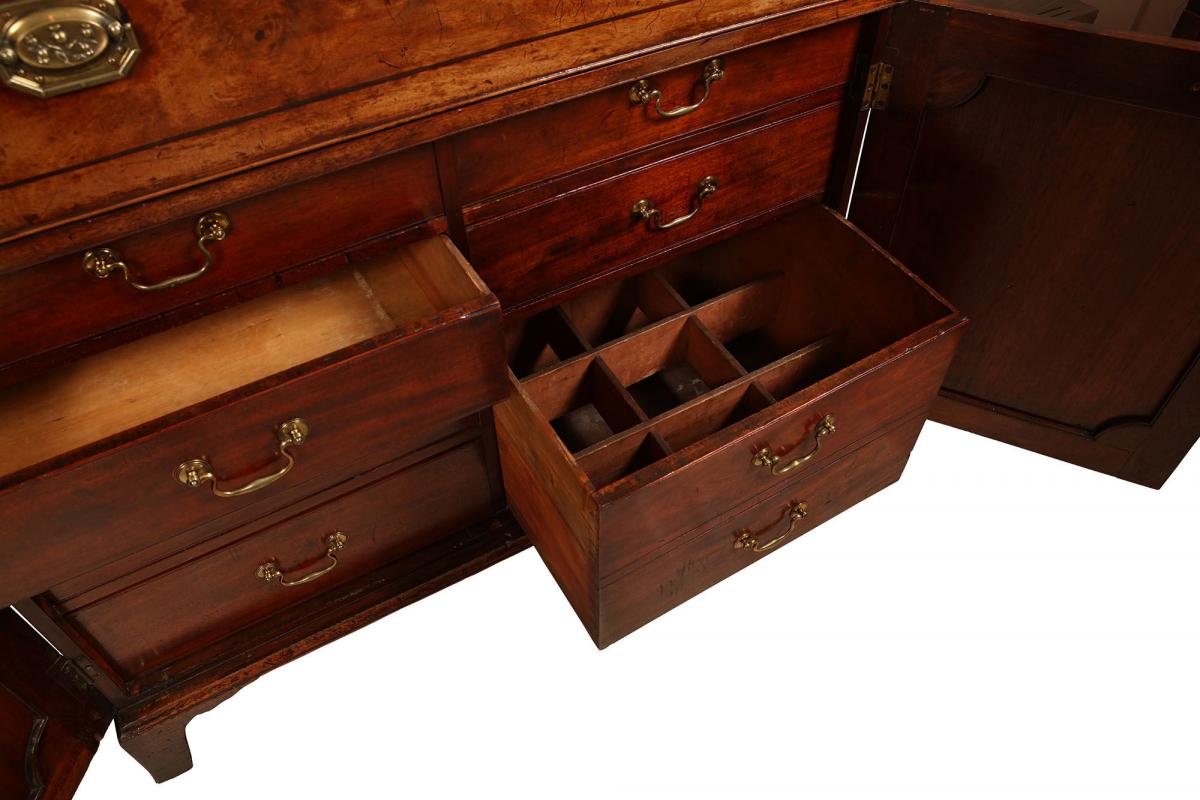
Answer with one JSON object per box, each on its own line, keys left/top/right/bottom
{"left": 633, "top": 176, "right": 718, "bottom": 231}
{"left": 753, "top": 414, "right": 837, "bottom": 476}
{"left": 83, "top": 211, "right": 231, "bottom": 292}
{"left": 734, "top": 502, "right": 809, "bottom": 553}
{"left": 175, "top": 418, "right": 309, "bottom": 498}
{"left": 629, "top": 58, "right": 724, "bottom": 119}
{"left": 257, "top": 532, "right": 348, "bottom": 588}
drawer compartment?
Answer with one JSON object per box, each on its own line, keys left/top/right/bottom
{"left": 495, "top": 204, "right": 967, "bottom": 646}
{"left": 601, "top": 415, "right": 928, "bottom": 646}
{"left": 467, "top": 100, "right": 843, "bottom": 310}
{"left": 452, "top": 20, "right": 862, "bottom": 204}
{"left": 0, "top": 145, "right": 442, "bottom": 384}
{"left": 54, "top": 433, "right": 495, "bottom": 681}
{"left": 0, "top": 236, "right": 503, "bottom": 608}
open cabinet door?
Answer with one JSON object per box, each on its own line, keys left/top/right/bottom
{"left": 849, "top": 1, "right": 1200, "bottom": 488}
{"left": 1, "top": 608, "right": 112, "bottom": 800}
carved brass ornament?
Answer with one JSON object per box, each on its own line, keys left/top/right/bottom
{"left": 632, "top": 176, "right": 718, "bottom": 232}
{"left": 734, "top": 502, "right": 809, "bottom": 553}
{"left": 175, "top": 419, "right": 310, "bottom": 498}
{"left": 0, "top": 0, "right": 139, "bottom": 97}
{"left": 84, "top": 212, "right": 231, "bottom": 292}
{"left": 257, "top": 532, "right": 348, "bottom": 588}
{"left": 752, "top": 414, "right": 837, "bottom": 476}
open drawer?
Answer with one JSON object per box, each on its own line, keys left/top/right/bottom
{"left": 0, "top": 236, "right": 504, "bottom": 608}
{"left": 496, "top": 204, "right": 968, "bottom": 647}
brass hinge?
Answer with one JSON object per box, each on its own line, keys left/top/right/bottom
{"left": 861, "top": 62, "right": 894, "bottom": 111}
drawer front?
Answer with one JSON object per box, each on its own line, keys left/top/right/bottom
{"left": 453, "top": 21, "right": 861, "bottom": 204}
{"left": 598, "top": 325, "right": 963, "bottom": 579}
{"left": 61, "top": 436, "right": 495, "bottom": 679}
{"left": 598, "top": 416, "right": 926, "bottom": 647}
{"left": 0, "top": 145, "right": 441, "bottom": 380}
{"left": 467, "top": 102, "right": 842, "bottom": 309}
{"left": 0, "top": 294, "right": 503, "bottom": 609}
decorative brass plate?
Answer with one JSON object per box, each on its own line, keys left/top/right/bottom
{"left": 0, "top": 0, "right": 139, "bottom": 98}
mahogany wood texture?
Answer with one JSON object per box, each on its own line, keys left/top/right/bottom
{"left": 600, "top": 414, "right": 927, "bottom": 646}
{"left": 0, "top": 0, "right": 897, "bottom": 260}
{"left": 0, "top": 608, "right": 112, "bottom": 800}
{"left": 0, "top": 145, "right": 442, "bottom": 388}
{"left": 57, "top": 434, "right": 495, "bottom": 683}
{"left": 497, "top": 204, "right": 966, "bottom": 645}
{"left": 0, "top": 237, "right": 505, "bottom": 609}
{"left": 452, "top": 20, "right": 862, "bottom": 205}
{"left": 468, "top": 99, "right": 846, "bottom": 309}
{"left": 850, "top": 2, "right": 1200, "bottom": 488}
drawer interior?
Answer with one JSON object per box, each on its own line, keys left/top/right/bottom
{"left": 504, "top": 203, "right": 954, "bottom": 491}
{"left": 0, "top": 237, "right": 487, "bottom": 480}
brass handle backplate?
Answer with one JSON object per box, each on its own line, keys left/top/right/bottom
{"left": 257, "top": 532, "right": 348, "bottom": 588}
{"left": 633, "top": 176, "right": 718, "bottom": 231}
{"left": 0, "top": 0, "right": 140, "bottom": 98}
{"left": 84, "top": 211, "right": 231, "bottom": 292}
{"left": 753, "top": 414, "right": 837, "bottom": 476}
{"left": 629, "top": 58, "right": 724, "bottom": 119}
{"left": 734, "top": 502, "right": 809, "bottom": 553}
{"left": 175, "top": 418, "right": 309, "bottom": 498}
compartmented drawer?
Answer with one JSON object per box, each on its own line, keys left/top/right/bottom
{"left": 601, "top": 415, "right": 929, "bottom": 646}
{"left": 0, "top": 145, "right": 442, "bottom": 384}
{"left": 0, "top": 236, "right": 503, "bottom": 608}
{"left": 452, "top": 20, "right": 862, "bottom": 204}
{"left": 495, "top": 205, "right": 967, "bottom": 646}
{"left": 467, "top": 99, "right": 844, "bottom": 310}
{"left": 53, "top": 432, "right": 495, "bottom": 681}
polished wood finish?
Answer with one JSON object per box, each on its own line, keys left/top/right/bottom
{"left": 850, "top": 1, "right": 1200, "bottom": 488}
{"left": 0, "top": 609, "right": 112, "bottom": 800}
{"left": 0, "top": 236, "right": 504, "bottom": 609}
{"left": 468, "top": 98, "right": 845, "bottom": 310}
{"left": 497, "top": 203, "right": 965, "bottom": 646}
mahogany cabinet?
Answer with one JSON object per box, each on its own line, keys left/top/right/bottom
{"left": 0, "top": 1, "right": 1195, "bottom": 796}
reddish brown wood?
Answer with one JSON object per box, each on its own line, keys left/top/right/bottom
{"left": 0, "top": 238, "right": 505, "bottom": 609}
{"left": 468, "top": 100, "right": 846, "bottom": 309}
{"left": 0, "top": 146, "right": 442, "bottom": 384}
{"left": 453, "top": 20, "right": 863, "bottom": 204}
{"left": 599, "top": 414, "right": 927, "bottom": 646}
{"left": 0, "top": 609, "right": 112, "bottom": 800}
{"left": 497, "top": 203, "right": 965, "bottom": 645}
{"left": 852, "top": 2, "right": 1200, "bottom": 487}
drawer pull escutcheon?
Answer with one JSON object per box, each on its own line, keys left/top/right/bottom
{"left": 256, "top": 532, "right": 348, "bottom": 587}
{"left": 629, "top": 58, "right": 724, "bottom": 119}
{"left": 83, "top": 211, "right": 231, "bottom": 292}
{"left": 752, "top": 414, "right": 837, "bottom": 476}
{"left": 734, "top": 502, "right": 809, "bottom": 553}
{"left": 633, "top": 176, "right": 718, "bottom": 231}
{"left": 175, "top": 418, "right": 309, "bottom": 498}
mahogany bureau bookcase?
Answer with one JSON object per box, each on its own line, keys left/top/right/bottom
{"left": 0, "top": 0, "right": 1196, "bottom": 796}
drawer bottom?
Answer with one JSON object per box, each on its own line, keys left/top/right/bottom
{"left": 597, "top": 415, "right": 927, "bottom": 647}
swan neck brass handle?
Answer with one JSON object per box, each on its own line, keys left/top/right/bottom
{"left": 175, "top": 418, "right": 309, "bottom": 498}
{"left": 629, "top": 58, "right": 724, "bottom": 119}
{"left": 753, "top": 414, "right": 837, "bottom": 476}
{"left": 83, "top": 211, "right": 231, "bottom": 292}
{"left": 633, "top": 176, "right": 718, "bottom": 232}
{"left": 734, "top": 502, "right": 809, "bottom": 553}
{"left": 257, "top": 532, "right": 347, "bottom": 588}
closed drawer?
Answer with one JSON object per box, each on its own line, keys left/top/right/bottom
{"left": 54, "top": 433, "right": 495, "bottom": 680}
{"left": 0, "top": 145, "right": 442, "bottom": 384}
{"left": 0, "top": 236, "right": 503, "bottom": 608}
{"left": 452, "top": 20, "right": 862, "bottom": 204}
{"left": 600, "top": 415, "right": 928, "bottom": 646}
{"left": 495, "top": 204, "right": 967, "bottom": 646}
{"left": 467, "top": 100, "right": 843, "bottom": 310}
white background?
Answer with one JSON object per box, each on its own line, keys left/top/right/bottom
{"left": 80, "top": 423, "right": 1198, "bottom": 799}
